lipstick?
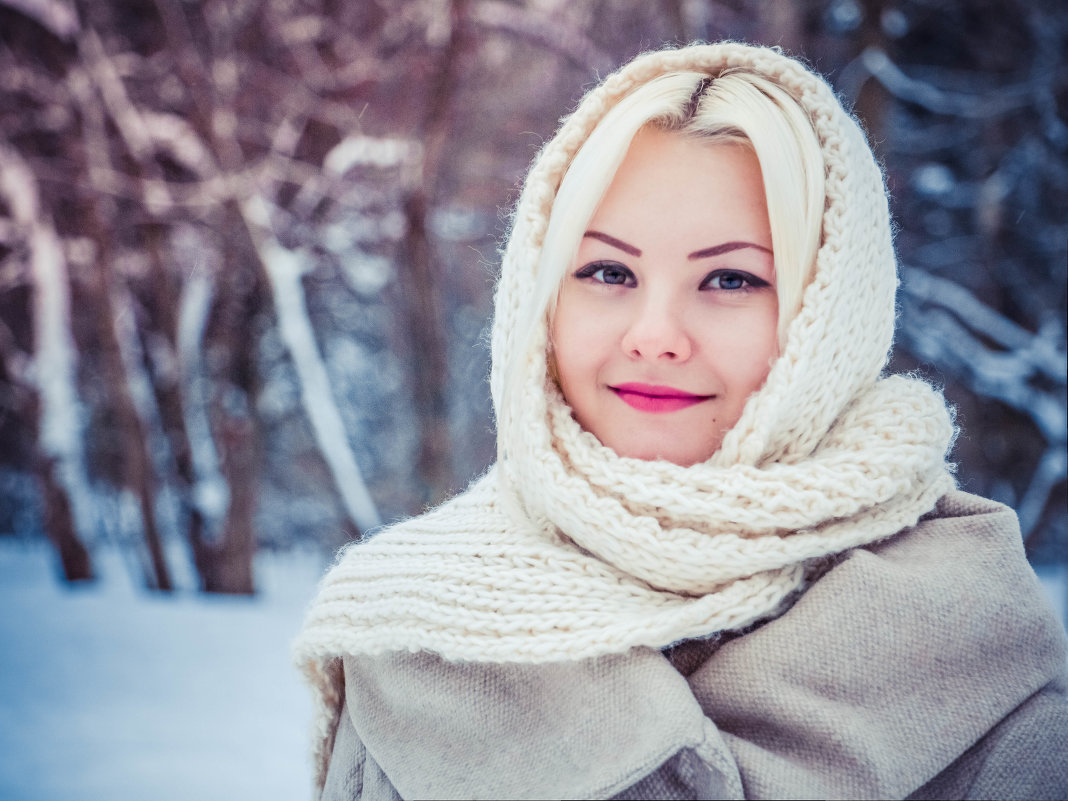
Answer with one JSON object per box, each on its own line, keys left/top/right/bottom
{"left": 610, "top": 383, "right": 712, "bottom": 413}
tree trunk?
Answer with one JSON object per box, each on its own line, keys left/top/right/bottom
{"left": 143, "top": 223, "right": 213, "bottom": 583}
{"left": 399, "top": 191, "right": 451, "bottom": 505}
{"left": 399, "top": 0, "right": 471, "bottom": 505}
{"left": 853, "top": 0, "right": 891, "bottom": 149}
{"left": 36, "top": 455, "right": 93, "bottom": 581}
{"left": 191, "top": 213, "right": 262, "bottom": 595}
{"left": 0, "top": 144, "right": 95, "bottom": 582}
{"left": 84, "top": 206, "right": 173, "bottom": 592}
{"left": 196, "top": 414, "right": 256, "bottom": 594}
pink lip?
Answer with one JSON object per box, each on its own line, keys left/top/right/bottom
{"left": 610, "top": 383, "right": 712, "bottom": 413}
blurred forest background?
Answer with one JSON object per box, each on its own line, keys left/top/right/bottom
{"left": 0, "top": 0, "right": 1064, "bottom": 595}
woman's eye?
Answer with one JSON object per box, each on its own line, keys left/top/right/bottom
{"left": 575, "top": 261, "right": 634, "bottom": 286}
{"left": 711, "top": 272, "right": 746, "bottom": 290}
{"left": 702, "top": 270, "right": 768, "bottom": 291}
{"left": 597, "top": 266, "right": 630, "bottom": 285}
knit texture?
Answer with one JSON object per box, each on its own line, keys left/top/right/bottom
{"left": 294, "top": 42, "right": 957, "bottom": 791}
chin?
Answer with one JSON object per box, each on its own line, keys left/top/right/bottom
{"left": 613, "top": 440, "right": 716, "bottom": 467}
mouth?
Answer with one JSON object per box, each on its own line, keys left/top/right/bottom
{"left": 609, "top": 383, "right": 713, "bottom": 413}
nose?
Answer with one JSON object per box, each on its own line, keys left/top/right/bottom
{"left": 620, "top": 295, "right": 693, "bottom": 361}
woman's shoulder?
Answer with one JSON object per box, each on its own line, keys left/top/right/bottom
{"left": 860, "top": 487, "right": 1027, "bottom": 574}
{"left": 911, "top": 487, "right": 1020, "bottom": 537}
{"left": 862, "top": 488, "right": 1047, "bottom": 629}
{"left": 800, "top": 487, "right": 1062, "bottom": 669}
{"left": 682, "top": 487, "right": 1068, "bottom": 798}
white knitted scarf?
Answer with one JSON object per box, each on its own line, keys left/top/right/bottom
{"left": 294, "top": 42, "right": 956, "bottom": 788}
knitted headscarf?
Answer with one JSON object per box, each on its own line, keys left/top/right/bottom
{"left": 294, "top": 42, "right": 956, "bottom": 789}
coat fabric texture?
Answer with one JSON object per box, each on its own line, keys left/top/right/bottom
{"left": 294, "top": 41, "right": 1068, "bottom": 799}
{"left": 316, "top": 492, "right": 1068, "bottom": 800}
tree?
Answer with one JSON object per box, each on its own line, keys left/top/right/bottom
{"left": 1, "top": 0, "right": 1063, "bottom": 587}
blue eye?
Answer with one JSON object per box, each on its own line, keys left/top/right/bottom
{"left": 575, "top": 261, "right": 635, "bottom": 286}
{"left": 702, "top": 270, "right": 769, "bottom": 291}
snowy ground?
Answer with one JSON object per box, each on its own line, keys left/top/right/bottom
{"left": 0, "top": 540, "right": 328, "bottom": 801}
{"left": 0, "top": 540, "right": 1065, "bottom": 801}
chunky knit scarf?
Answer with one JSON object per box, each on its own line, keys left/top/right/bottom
{"left": 294, "top": 42, "right": 956, "bottom": 788}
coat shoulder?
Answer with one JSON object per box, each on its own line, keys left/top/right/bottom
{"left": 681, "top": 488, "right": 1068, "bottom": 798}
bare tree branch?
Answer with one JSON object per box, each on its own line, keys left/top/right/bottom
{"left": 0, "top": 0, "right": 79, "bottom": 41}
{"left": 849, "top": 46, "right": 1064, "bottom": 118}
{"left": 471, "top": 0, "right": 614, "bottom": 75}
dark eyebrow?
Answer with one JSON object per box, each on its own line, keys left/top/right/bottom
{"left": 583, "top": 230, "right": 642, "bottom": 257}
{"left": 688, "top": 241, "right": 772, "bottom": 260}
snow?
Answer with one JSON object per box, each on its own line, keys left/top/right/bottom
{"left": 323, "top": 135, "right": 421, "bottom": 175}
{"left": 0, "top": 540, "right": 327, "bottom": 801}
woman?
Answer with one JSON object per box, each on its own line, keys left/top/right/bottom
{"left": 294, "top": 43, "right": 1068, "bottom": 800}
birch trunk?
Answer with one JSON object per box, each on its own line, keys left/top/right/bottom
{"left": 175, "top": 255, "right": 227, "bottom": 558}
{"left": 0, "top": 144, "right": 93, "bottom": 580}
{"left": 241, "top": 196, "right": 381, "bottom": 536}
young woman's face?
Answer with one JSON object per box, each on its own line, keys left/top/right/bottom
{"left": 550, "top": 129, "right": 779, "bottom": 466}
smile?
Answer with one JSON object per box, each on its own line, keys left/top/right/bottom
{"left": 610, "top": 383, "right": 713, "bottom": 413}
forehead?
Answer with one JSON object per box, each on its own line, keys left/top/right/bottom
{"left": 586, "top": 129, "right": 770, "bottom": 246}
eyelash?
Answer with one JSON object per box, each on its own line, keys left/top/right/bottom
{"left": 573, "top": 262, "right": 770, "bottom": 292}
{"left": 701, "top": 270, "right": 771, "bottom": 292}
{"left": 574, "top": 261, "right": 635, "bottom": 286}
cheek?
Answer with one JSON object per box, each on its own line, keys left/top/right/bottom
{"left": 696, "top": 302, "right": 779, "bottom": 385}
{"left": 549, "top": 297, "right": 584, "bottom": 388}
{"left": 741, "top": 305, "right": 780, "bottom": 384}
{"left": 550, "top": 290, "right": 618, "bottom": 402}
{"left": 551, "top": 316, "right": 593, "bottom": 388}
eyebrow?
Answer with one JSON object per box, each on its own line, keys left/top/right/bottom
{"left": 688, "top": 241, "right": 773, "bottom": 259}
{"left": 583, "top": 230, "right": 641, "bottom": 256}
{"left": 584, "top": 230, "right": 771, "bottom": 260}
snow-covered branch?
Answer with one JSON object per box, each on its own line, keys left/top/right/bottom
{"left": 1016, "top": 445, "right": 1068, "bottom": 539}
{"left": 856, "top": 47, "right": 1056, "bottom": 118}
{"left": 240, "top": 196, "right": 382, "bottom": 534}
{"left": 899, "top": 301, "right": 1065, "bottom": 445}
{"left": 898, "top": 266, "right": 1067, "bottom": 537}
{"left": 0, "top": 0, "right": 79, "bottom": 41}
{"left": 0, "top": 143, "right": 93, "bottom": 538}
{"left": 900, "top": 266, "right": 1066, "bottom": 385}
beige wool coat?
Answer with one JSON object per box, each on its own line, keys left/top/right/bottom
{"left": 317, "top": 491, "right": 1068, "bottom": 800}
